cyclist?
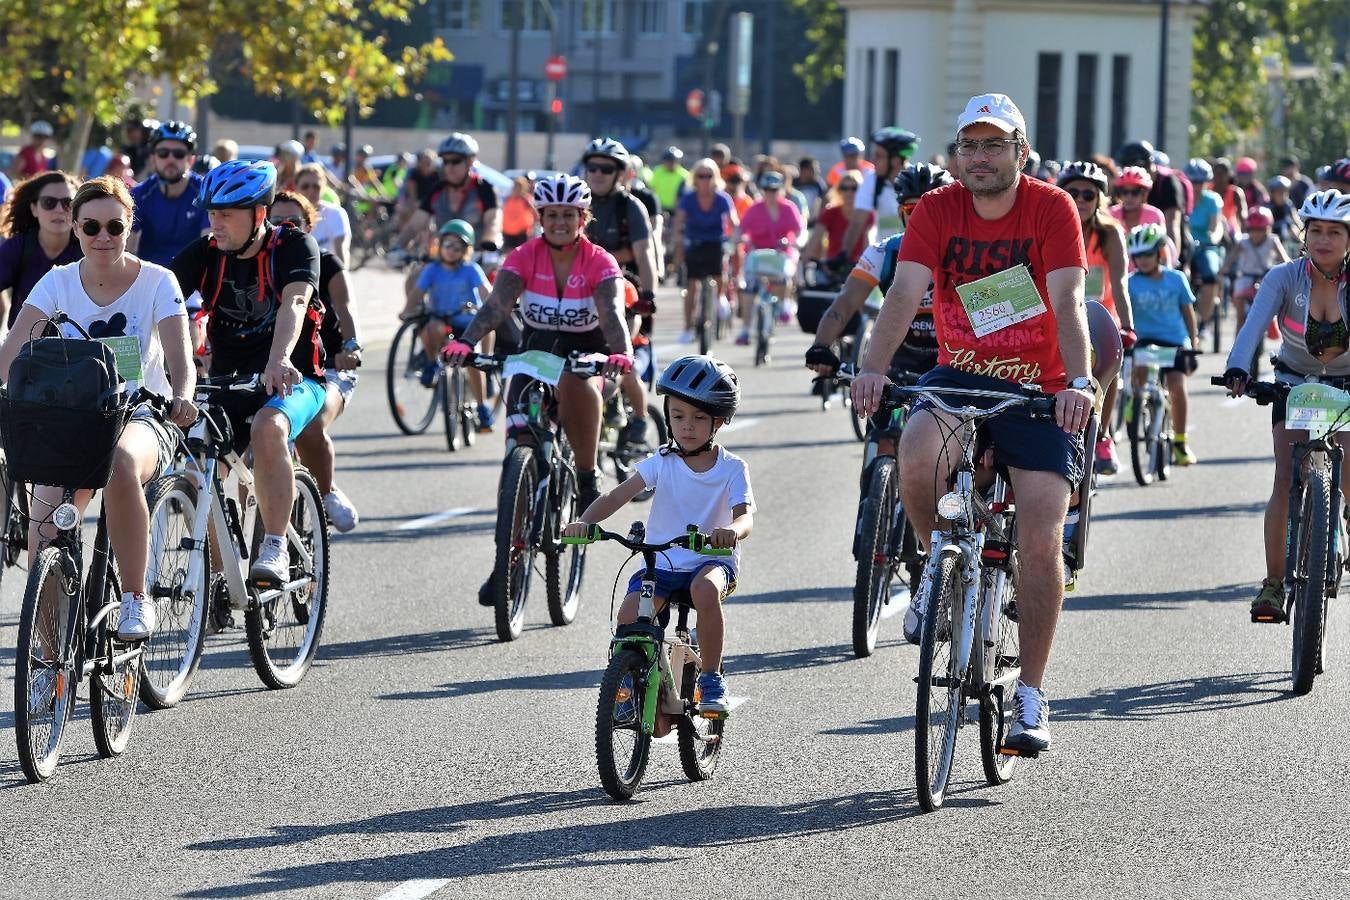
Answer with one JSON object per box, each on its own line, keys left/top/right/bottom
{"left": 1183, "top": 158, "right": 1226, "bottom": 341}
{"left": 1219, "top": 207, "right": 1290, "bottom": 335}
{"left": 1234, "top": 157, "right": 1270, "bottom": 217}
{"left": 800, "top": 169, "right": 872, "bottom": 275}
{"left": 274, "top": 140, "right": 304, "bottom": 192}
{"left": 1223, "top": 190, "right": 1350, "bottom": 621}
{"left": 1109, "top": 166, "right": 1174, "bottom": 267}
{"left": 732, "top": 170, "right": 804, "bottom": 346}
{"left": 826, "top": 136, "right": 874, "bottom": 187}
{"left": 441, "top": 174, "right": 635, "bottom": 604}
{"left": 169, "top": 159, "right": 329, "bottom": 587}
{"left": 0, "top": 171, "right": 82, "bottom": 328}
{"left": 648, "top": 147, "right": 689, "bottom": 219}
{"left": 796, "top": 156, "right": 829, "bottom": 224}
{"left": 1117, "top": 140, "right": 1186, "bottom": 265}
{"left": 844, "top": 127, "right": 920, "bottom": 251}
{"left": 268, "top": 190, "right": 364, "bottom": 532}
{"left": 1060, "top": 160, "right": 1135, "bottom": 475}
{"left": 1278, "top": 155, "right": 1316, "bottom": 208}
{"left": 0, "top": 175, "right": 197, "bottom": 641}
{"left": 852, "top": 93, "right": 1096, "bottom": 754}
{"left": 563, "top": 355, "right": 753, "bottom": 717}
{"left": 1126, "top": 223, "right": 1200, "bottom": 465}
{"left": 128, "top": 121, "right": 210, "bottom": 268}
{"left": 1211, "top": 158, "right": 1248, "bottom": 238}
{"left": 9, "top": 121, "right": 53, "bottom": 180}
{"left": 294, "top": 163, "right": 351, "bottom": 267}
{"left": 582, "top": 137, "right": 655, "bottom": 450}
{"left": 671, "top": 159, "right": 738, "bottom": 342}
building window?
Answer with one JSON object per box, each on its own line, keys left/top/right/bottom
{"left": 1111, "top": 55, "right": 1130, "bottom": 158}
{"left": 500, "top": 0, "right": 549, "bottom": 33}
{"left": 882, "top": 49, "right": 899, "bottom": 127}
{"left": 864, "top": 49, "right": 877, "bottom": 137}
{"left": 1074, "top": 54, "right": 1098, "bottom": 159}
{"left": 638, "top": 0, "right": 665, "bottom": 35}
{"left": 1035, "top": 52, "right": 1062, "bottom": 160}
{"left": 440, "top": 0, "right": 480, "bottom": 32}
{"left": 580, "top": 0, "right": 615, "bottom": 34}
{"left": 683, "top": 0, "right": 705, "bottom": 35}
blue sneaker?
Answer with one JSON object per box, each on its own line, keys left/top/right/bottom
{"left": 476, "top": 402, "right": 494, "bottom": 432}
{"left": 696, "top": 671, "right": 730, "bottom": 715}
{"left": 419, "top": 361, "right": 439, "bottom": 388}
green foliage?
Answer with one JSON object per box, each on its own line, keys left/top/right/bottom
{"left": 1274, "top": 40, "right": 1350, "bottom": 168}
{"left": 1188, "top": 0, "right": 1274, "bottom": 155}
{"left": 789, "top": 0, "right": 846, "bottom": 103}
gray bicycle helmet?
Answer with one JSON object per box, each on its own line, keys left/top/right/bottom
{"left": 438, "top": 132, "right": 478, "bottom": 157}
{"left": 1183, "top": 157, "right": 1214, "bottom": 183}
{"left": 583, "top": 137, "right": 629, "bottom": 166}
{"left": 1057, "top": 160, "right": 1109, "bottom": 194}
{"left": 657, "top": 356, "right": 741, "bottom": 422}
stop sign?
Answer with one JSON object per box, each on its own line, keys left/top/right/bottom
{"left": 544, "top": 56, "right": 567, "bottom": 82}
{"left": 685, "top": 89, "right": 704, "bottom": 118}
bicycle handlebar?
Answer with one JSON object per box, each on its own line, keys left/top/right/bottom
{"left": 1210, "top": 375, "right": 1288, "bottom": 405}
{"left": 562, "top": 522, "right": 733, "bottom": 556}
{"left": 462, "top": 351, "right": 607, "bottom": 379}
{"left": 881, "top": 383, "right": 1057, "bottom": 421}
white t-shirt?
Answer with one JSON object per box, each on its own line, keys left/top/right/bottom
{"left": 312, "top": 202, "right": 351, "bottom": 252}
{"left": 854, "top": 170, "right": 901, "bottom": 239}
{"left": 24, "top": 259, "right": 187, "bottom": 396}
{"left": 633, "top": 446, "right": 755, "bottom": 573}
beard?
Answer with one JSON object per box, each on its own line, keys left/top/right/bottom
{"left": 959, "top": 163, "right": 1018, "bottom": 197}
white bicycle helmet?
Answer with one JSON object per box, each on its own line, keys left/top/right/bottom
{"left": 1299, "top": 189, "right": 1350, "bottom": 226}
{"left": 1126, "top": 223, "right": 1168, "bottom": 256}
{"left": 438, "top": 132, "right": 479, "bottom": 157}
{"left": 532, "top": 173, "right": 591, "bottom": 210}
{"left": 583, "top": 137, "right": 629, "bottom": 166}
{"left": 1183, "top": 158, "right": 1214, "bottom": 182}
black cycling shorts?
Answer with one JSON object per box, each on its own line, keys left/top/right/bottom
{"left": 685, "top": 241, "right": 725, "bottom": 280}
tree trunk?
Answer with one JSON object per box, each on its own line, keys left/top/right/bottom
{"left": 59, "top": 105, "right": 95, "bottom": 177}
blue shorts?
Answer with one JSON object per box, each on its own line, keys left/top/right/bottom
{"left": 215, "top": 377, "right": 327, "bottom": 455}
{"left": 913, "top": 366, "right": 1084, "bottom": 487}
{"left": 625, "top": 563, "right": 738, "bottom": 602}
{"left": 1192, "top": 246, "right": 1222, "bottom": 284}
{"left": 429, "top": 310, "right": 476, "bottom": 337}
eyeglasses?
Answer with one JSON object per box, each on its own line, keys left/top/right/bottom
{"left": 155, "top": 147, "right": 189, "bottom": 160}
{"left": 586, "top": 163, "right": 618, "bottom": 176}
{"left": 37, "top": 196, "right": 73, "bottom": 211}
{"left": 1117, "top": 188, "right": 1145, "bottom": 198}
{"left": 953, "top": 138, "right": 1019, "bottom": 157}
{"left": 695, "top": 173, "right": 714, "bottom": 180}
{"left": 901, "top": 199, "right": 921, "bottom": 216}
{"left": 1065, "top": 188, "right": 1099, "bottom": 202}
{"left": 441, "top": 155, "right": 468, "bottom": 166}
{"left": 269, "top": 215, "right": 304, "bottom": 228}
{"left": 837, "top": 185, "right": 858, "bottom": 193}
{"left": 80, "top": 218, "right": 127, "bottom": 237}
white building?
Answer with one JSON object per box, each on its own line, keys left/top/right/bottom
{"left": 839, "top": 0, "right": 1206, "bottom": 163}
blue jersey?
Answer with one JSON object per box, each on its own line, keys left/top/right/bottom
{"left": 132, "top": 173, "right": 211, "bottom": 268}
{"left": 417, "top": 261, "right": 488, "bottom": 316}
{"left": 1129, "top": 268, "right": 1195, "bottom": 348}
{"left": 851, "top": 232, "right": 937, "bottom": 370}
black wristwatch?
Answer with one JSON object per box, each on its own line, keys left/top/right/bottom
{"left": 342, "top": 338, "right": 364, "bottom": 354}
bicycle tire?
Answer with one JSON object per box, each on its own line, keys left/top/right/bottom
{"left": 596, "top": 647, "right": 653, "bottom": 800}
{"left": 441, "top": 365, "right": 461, "bottom": 452}
{"left": 494, "top": 446, "right": 538, "bottom": 642}
{"left": 1157, "top": 404, "right": 1172, "bottom": 482}
{"left": 978, "top": 550, "right": 1021, "bottom": 785}
{"left": 90, "top": 565, "right": 141, "bottom": 759}
{"left": 754, "top": 298, "right": 769, "bottom": 367}
{"left": 848, "top": 319, "right": 873, "bottom": 442}
{"left": 139, "top": 474, "right": 209, "bottom": 709}
{"left": 697, "top": 279, "right": 712, "bottom": 355}
{"left": 677, "top": 653, "right": 723, "bottom": 781}
{"left": 1292, "top": 466, "right": 1330, "bottom": 694}
{"left": 915, "top": 548, "right": 962, "bottom": 813}
{"left": 14, "top": 546, "right": 78, "bottom": 783}
{"left": 245, "top": 468, "right": 330, "bottom": 688}
{"left": 459, "top": 371, "right": 478, "bottom": 449}
{"left": 853, "top": 457, "right": 898, "bottom": 658}
{"left": 1211, "top": 302, "right": 1222, "bottom": 355}
{"left": 1129, "top": 390, "right": 1154, "bottom": 486}
{"left": 386, "top": 316, "right": 439, "bottom": 435}
{"left": 545, "top": 453, "right": 586, "bottom": 626}
{"left": 0, "top": 452, "right": 13, "bottom": 590}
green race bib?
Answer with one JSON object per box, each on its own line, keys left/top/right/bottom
{"left": 1085, "top": 265, "right": 1105, "bottom": 300}
{"left": 502, "top": 350, "right": 565, "bottom": 386}
{"left": 1132, "top": 345, "right": 1178, "bottom": 369}
{"left": 98, "top": 335, "right": 142, "bottom": 389}
{"left": 956, "top": 264, "right": 1048, "bottom": 338}
{"left": 1285, "top": 382, "right": 1350, "bottom": 439}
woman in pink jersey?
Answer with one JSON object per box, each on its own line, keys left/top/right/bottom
{"left": 1109, "top": 166, "right": 1175, "bottom": 268}
{"left": 732, "top": 170, "right": 804, "bottom": 344}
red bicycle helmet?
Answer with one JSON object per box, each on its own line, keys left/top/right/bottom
{"left": 1245, "top": 207, "right": 1274, "bottom": 229}
{"left": 1115, "top": 166, "right": 1154, "bottom": 191}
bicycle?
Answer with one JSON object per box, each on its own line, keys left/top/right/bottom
{"left": 387, "top": 311, "right": 492, "bottom": 449}
{"left": 0, "top": 449, "right": 29, "bottom": 590}
{"left": 598, "top": 388, "right": 668, "bottom": 499}
{"left": 875, "top": 381, "right": 1062, "bottom": 812}
{"left": 744, "top": 248, "right": 789, "bottom": 367}
{"left": 141, "top": 375, "right": 330, "bottom": 699}
{"left": 1213, "top": 375, "right": 1349, "bottom": 694}
{"left": 564, "top": 521, "right": 732, "bottom": 801}
{"left": 462, "top": 350, "right": 598, "bottom": 641}
{"left": 686, "top": 271, "right": 726, "bottom": 356}
{"left": 1126, "top": 345, "right": 1193, "bottom": 486}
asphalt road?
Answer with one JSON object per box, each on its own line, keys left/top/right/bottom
{"left": 0, "top": 267, "right": 1346, "bottom": 899}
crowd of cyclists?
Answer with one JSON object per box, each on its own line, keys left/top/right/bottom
{"left": 2, "top": 90, "right": 1349, "bottom": 785}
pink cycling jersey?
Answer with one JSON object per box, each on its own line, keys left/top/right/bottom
{"left": 500, "top": 236, "right": 622, "bottom": 333}
{"left": 738, "top": 199, "right": 804, "bottom": 257}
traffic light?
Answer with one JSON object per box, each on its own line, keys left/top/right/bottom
{"left": 550, "top": 98, "right": 563, "bottom": 116}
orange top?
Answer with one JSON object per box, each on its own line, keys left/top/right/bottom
{"left": 502, "top": 194, "right": 537, "bottom": 237}
{"left": 1084, "top": 227, "right": 1118, "bottom": 325}
{"left": 826, "top": 158, "right": 875, "bottom": 186}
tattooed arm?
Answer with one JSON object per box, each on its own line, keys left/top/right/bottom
{"left": 593, "top": 276, "right": 634, "bottom": 356}
{"left": 813, "top": 275, "right": 873, "bottom": 348}
{"left": 460, "top": 270, "right": 525, "bottom": 346}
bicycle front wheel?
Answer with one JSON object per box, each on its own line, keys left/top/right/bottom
{"left": 386, "top": 316, "right": 439, "bottom": 435}
{"left": 14, "top": 546, "right": 79, "bottom": 783}
{"left": 1129, "top": 391, "right": 1154, "bottom": 486}
{"left": 596, "top": 648, "right": 653, "bottom": 800}
{"left": 140, "top": 474, "right": 208, "bottom": 709}
{"left": 848, "top": 319, "right": 873, "bottom": 442}
{"left": 1292, "top": 466, "right": 1331, "bottom": 694}
{"left": 853, "top": 457, "right": 898, "bottom": 658}
{"left": 697, "top": 279, "right": 713, "bottom": 355}
{"left": 494, "top": 447, "right": 539, "bottom": 641}
{"left": 245, "top": 468, "right": 330, "bottom": 688}
{"left": 91, "top": 565, "right": 142, "bottom": 759}
{"left": 441, "top": 364, "right": 462, "bottom": 452}
{"left": 915, "top": 548, "right": 963, "bottom": 812}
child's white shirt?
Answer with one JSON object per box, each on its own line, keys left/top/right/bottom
{"left": 633, "top": 446, "right": 755, "bottom": 572}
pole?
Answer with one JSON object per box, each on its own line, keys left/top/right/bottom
{"left": 507, "top": 13, "right": 521, "bottom": 170}
{"left": 593, "top": 29, "right": 603, "bottom": 135}
{"left": 342, "top": 95, "right": 355, "bottom": 220}
{"left": 1155, "top": 0, "right": 1169, "bottom": 148}
{"left": 544, "top": 1, "right": 559, "bottom": 170}
{"left": 760, "top": 1, "right": 774, "bottom": 156}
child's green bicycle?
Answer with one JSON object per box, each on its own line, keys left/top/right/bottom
{"left": 564, "top": 522, "right": 733, "bottom": 801}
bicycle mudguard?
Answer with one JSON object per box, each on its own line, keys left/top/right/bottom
{"left": 614, "top": 621, "right": 664, "bottom": 646}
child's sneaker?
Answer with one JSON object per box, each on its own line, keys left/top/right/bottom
{"left": 476, "top": 402, "right": 494, "bottom": 432}
{"left": 696, "top": 671, "right": 730, "bottom": 715}
{"left": 1095, "top": 435, "right": 1119, "bottom": 475}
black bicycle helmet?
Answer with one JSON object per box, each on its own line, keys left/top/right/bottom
{"left": 1117, "top": 139, "right": 1155, "bottom": 168}
{"left": 150, "top": 120, "right": 197, "bottom": 151}
{"left": 657, "top": 356, "right": 740, "bottom": 422}
{"left": 191, "top": 154, "right": 221, "bottom": 175}
{"left": 1057, "top": 160, "right": 1109, "bottom": 194}
{"left": 893, "top": 162, "right": 954, "bottom": 200}
{"left": 871, "top": 127, "right": 919, "bottom": 159}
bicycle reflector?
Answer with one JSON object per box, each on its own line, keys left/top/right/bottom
{"left": 936, "top": 492, "right": 966, "bottom": 523}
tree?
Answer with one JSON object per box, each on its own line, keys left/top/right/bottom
{"left": 789, "top": 0, "right": 846, "bottom": 103}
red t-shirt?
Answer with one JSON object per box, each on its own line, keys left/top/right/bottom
{"left": 817, "top": 204, "right": 874, "bottom": 261}
{"left": 897, "top": 174, "right": 1086, "bottom": 391}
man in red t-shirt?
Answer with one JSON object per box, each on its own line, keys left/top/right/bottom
{"left": 853, "top": 92, "right": 1094, "bottom": 756}
{"left": 8, "top": 121, "right": 53, "bottom": 180}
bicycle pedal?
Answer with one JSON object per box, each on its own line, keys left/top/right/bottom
{"left": 699, "top": 709, "right": 728, "bottom": 720}
{"left": 997, "top": 745, "right": 1041, "bottom": 759}
{"left": 1250, "top": 610, "right": 1287, "bottom": 624}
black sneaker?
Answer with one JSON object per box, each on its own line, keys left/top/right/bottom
{"left": 618, "top": 418, "right": 650, "bottom": 454}
{"left": 577, "top": 470, "right": 601, "bottom": 513}
{"left": 478, "top": 574, "right": 496, "bottom": 607}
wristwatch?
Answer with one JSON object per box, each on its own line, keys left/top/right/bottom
{"left": 1068, "top": 376, "right": 1096, "bottom": 396}
{"left": 342, "top": 338, "right": 364, "bottom": 354}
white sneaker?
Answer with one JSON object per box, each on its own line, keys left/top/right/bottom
{"left": 678, "top": 329, "right": 695, "bottom": 344}
{"left": 1005, "top": 681, "right": 1052, "bottom": 753}
{"left": 902, "top": 563, "right": 935, "bottom": 645}
{"left": 323, "top": 487, "right": 359, "bottom": 533}
{"left": 116, "top": 591, "right": 156, "bottom": 642}
{"left": 250, "top": 539, "right": 289, "bottom": 588}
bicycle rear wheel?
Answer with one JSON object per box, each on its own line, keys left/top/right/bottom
{"left": 596, "top": 648, "right": 653, "bottom": 800}
{"left": 494, "top": 447, "right": 539, "bottom": 641}
{"left": 441, "top": 365, "right": 462, "bottom": 452}
{"left": 90, "top": 565, "right": 142, "bottom": 759}
{"left": 753, "top": 298, "right": 770, "bottom": 367}
{"left": 979, "top": 551, "right": 1021, "bottom": 785}
{"left": 245, "top": 468, "right": 330, "bottom": 688}
{"left": 915, "top": 549, "right": 962, "bottom": 813}
{"left": 853, "top": 457, "right": 898, "bottom": 658}
{"left": 140, "top": 474, "right": 208, "bottom": 709}
{"left": 386, "top": 316, "right": 439, "bottom": 435}
{"left": 677, "top": 651, "right": 723, "bottom": 781}
{"left": 0, "top": 452, "right": 15, "bottom": 590}
{"left": 545, "top": 453, "right": 586, "bottom": 626}
{"left": 14, "top": 546, "right": 78, "bottom": 783}
{"left": 1292, "top": 467, "right": 1330, "bottom": 694}
{"left": 1156, "top": 405, "right": 1173, "bottom": 482}
{"left": 697, "top": 279, "right": 713, "bottom": 355}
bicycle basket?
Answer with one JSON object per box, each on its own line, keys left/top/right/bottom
{"left": 745, "top": 249, "right": 789, "bottom": 280}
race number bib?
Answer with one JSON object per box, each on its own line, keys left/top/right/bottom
{"left": 1285, "top": 382, "right": 1350, "bottom": 439}
{"left": 98, "top": 335, "right": 143, "bottom": 389}
{"left": 1132, "top": 345, "right": 1178, "bottom": 369}
{"left": 955, "top": 265, "right": 1048, "bottom": 338}
{"left": 502, "top": 350, "right": 564, "bottom": 386}
{"left": 1084, "top": 265, "right": 1105, "bottom": 300}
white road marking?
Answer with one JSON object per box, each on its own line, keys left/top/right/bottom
{"left": 718, "top": 418, "right": 760, "bottom": 435}
{"left": 375, "top": 880, "right": 451, "bottom": 900}
{"left": 396, "top": 507, "right": 483, "bottom": 531}
{"left": 651, "top": 696, "right": 750, "bottom": 744}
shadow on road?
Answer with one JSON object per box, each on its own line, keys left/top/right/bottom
{"left": 1064, "top": 582, "right": 1250, "bottom": 611}
{"left": 1093, "top": 501, "right": 1265, "bottom": 523}
{"left": 728, "top": 586, "right": 851, "bottom": 606}
{"left": 1053, "top": 671, "right": 1290, "bottom": 723}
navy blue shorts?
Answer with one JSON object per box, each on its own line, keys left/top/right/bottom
{"left": 1192, "top": 247, "right": 1222, "bottom": 284}
{"left": 912, "top": 366, "right": 1084, "bottom": 487}
{"left": 625, "top": 562, "right": 738, "bottom": 602}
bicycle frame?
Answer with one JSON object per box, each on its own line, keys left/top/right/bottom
{"left": 1286, "top": 440, "right": 1344, "bottom": 599}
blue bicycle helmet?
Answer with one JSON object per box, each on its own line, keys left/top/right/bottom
{"left": 196, "top": 159, "right": 277, "bottom": 210}
{"left": 150, "top": 120, "right": 197, "bottom": 151}
{"left": 839, "top": 136, "right": 866, "bottom": 155}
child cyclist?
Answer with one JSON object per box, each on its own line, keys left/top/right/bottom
{"left": 563, "top": 355, "right": 754, "bottom": 718}
{"left": 1127, "top": 223, "right": 1201, "bottom": 465}
{"left": 402, "top": 218, "right": 495, "bottom": 429}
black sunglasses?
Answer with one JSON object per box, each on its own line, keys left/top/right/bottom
{"left": 695, "top": 173, "right": 714, "bottom": 180}
{"left": 1117, "top": 188, "right": 1145, "bottom": 197}
{"left": 586, "top": 162, "right": 618, "bottom": 176}
{"left": 269, "top": 215, "right": 304, "bottom": 228}
{"left": 441, "top": 155, "right": 468, "bottom": 166}
{"left": 155, "top": 147, "right": 189, "bottom": 160}
{"left": 1065, "top": 187, "right": 1099, "bottom": 201}
{"left": 837, "top": 184, "right": 858, "bottom": 193}
{"left": 80, "top": 218, "right": 127, "bottom": 237}
{"left": 37, "top": 196, "right": 73, "bottom": 211}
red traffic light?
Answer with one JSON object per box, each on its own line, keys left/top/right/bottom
{"left": 685, "top": 89, "right": 704, "bottom": 118}
{"left": 550, "top": 98, "right": 563, "bottom": 115}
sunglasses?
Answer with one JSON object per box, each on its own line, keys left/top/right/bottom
{"left": 155, "top": 147, "right": 189, "bottom": 160}
{"left": 1117, "top": 188, "right": 1145, "bottom": 198}
{"left": 728, "top": 178, "right": 743, "bottom": 185}
{"left": 269, "top": 215, "right": 304, "bottom": 227}
{"left": 37, "top": 196, "right": 73, "bottom": 211}
{"left": 441, "top": 155, "right": 468, "bottom": 166}
{"left": 80, "top": 218, "right": 127, "bottom": 237}
{"left": 1065, "top": 188, "right": 1099, "bottom": 202}
{"left": 901, "top": 199, "right": 921, "bottom": 216}
{"left": 586, "top": 163, "right": 618, "bottom": 176}
{"left": 695, "top": 173, "right": 714, "bottom": 180}
{"left": 837, "top": 184, "right": 858, "bottom": 193}
{"left": 441, "top": 238, "right": 469, "bottom": 251}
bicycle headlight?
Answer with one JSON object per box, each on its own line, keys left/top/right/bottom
{"left": 936, "top": 492, "right": 966, "bottom": 523}
{"left": 52, "top": 503, "right": 80, "bottom": 531}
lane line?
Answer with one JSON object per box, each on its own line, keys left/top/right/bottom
{"left": 375, "top": 880, "right": 451, "bottom": 900}
{"left": 651, "top": 696, "right": 751, "bottom": 744}
{"left": 718, "top": 418, "right": 760, "bottom": 435}
{"left": 396, "top": 507, "right": 484, "bottom": 531}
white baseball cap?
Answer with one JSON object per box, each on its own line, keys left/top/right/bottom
{"left": 956, "top": 94, "right": 1026, "bottom": 135}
